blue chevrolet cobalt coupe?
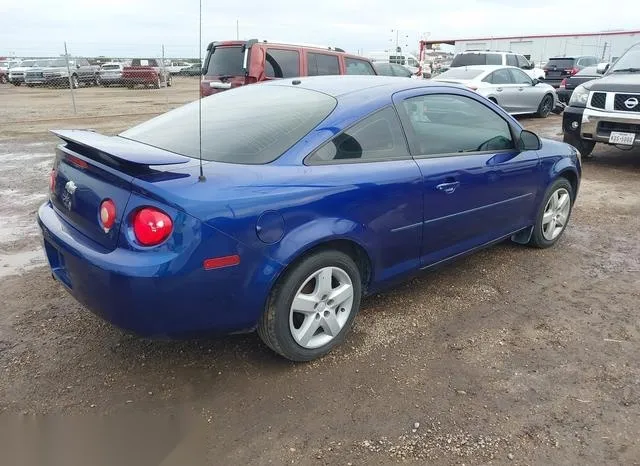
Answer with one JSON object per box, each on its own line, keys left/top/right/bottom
{"left": 38, "top": 76, "right": 581, "bottom": 361}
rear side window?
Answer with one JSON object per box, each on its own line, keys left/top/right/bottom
{"left": 205, "top": 46, "right": 244, "bottom": 76}
{"left": 307, "top": 53, "right": 340, "bottom": 76}
{"left": 121, "top": 86, "right": 337, "bottom": 164}
{"left": 506, "top": 54, "right": 518, "bottom": 66}
{"left": 307, "top": 107, "right": 409, "bottom": 163}
{"left": 265, "top": 49, "right": 300, "bottom": 78}
{"left": 345, "top": 58, "right": 375, "bottom": 75}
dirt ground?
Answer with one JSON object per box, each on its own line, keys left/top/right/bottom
{"left": 0, "top": 80, "right": 639, "bottom": 465}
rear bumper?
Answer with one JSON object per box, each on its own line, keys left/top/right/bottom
{"left": 122, "top": 76, "right": 157, "bottom": 85}
{"left": 543, "top": 78, "right": 563, "bottom": 88}
{"left": 37, "top": 201, "right": 279, "bottom": 337}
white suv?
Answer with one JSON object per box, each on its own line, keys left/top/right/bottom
{"left": 451, "top": 51, "right": 545, "bottom": 80}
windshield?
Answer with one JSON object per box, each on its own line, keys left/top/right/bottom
{"left": 47, "top": 59, "right": 68, "bottom": 67}
{"left": 101, "top": 64, "right": 121, "bottom": 70}
{"left": 437, "top": 67, "right": 484, "bottom": 79}
{"left": 451, "top": 53, "right": 500, "bottom": 67}
{"left": 121, "top": 85, "right": 337, "bottom": 164}
{"left": 608, "top": 45, "right": 640, "bottom": 72}
{"left": 546, "top": 58, "right": 575, "bottom": 69}
{"left": 206, "top": 46, "right": 244, "bottom": 76}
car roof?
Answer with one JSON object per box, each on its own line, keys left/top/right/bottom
{"left": 261, "top": 75, "right": 441, "bottom": 98}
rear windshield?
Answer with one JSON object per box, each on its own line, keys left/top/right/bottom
{"left": 120, "top": 85, "right": 337, "bottom": 164}
{"left": 131, "top": 59, "right": 158, "bottom": 66}
{"left": 206, "top": 46, "right": 244, "bottom": 76}
{"left": 101, "top": 64, "right": 120, "bottom": 70}
{"left": 546, "top": 58, "right": 575, "bottom": 68}
{"left": 437, "top": 67, "right": 484, "bottom": 79}
{"left": 451, "top": 53, "right": 500, "bottom": 67}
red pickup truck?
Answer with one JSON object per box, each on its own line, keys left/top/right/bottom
{"left": 122, "top": 59, "right": 172, "bottom": 89}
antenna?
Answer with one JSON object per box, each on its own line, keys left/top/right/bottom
{"left": 197, "top": 0, "right": 206, "bottom": 182}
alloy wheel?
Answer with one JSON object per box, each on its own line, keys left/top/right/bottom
{"left": 542, "top": 187, "right": 571, "bottom": 241}
{"left": 289, "top": 266, "right": 354, "bottom": 349}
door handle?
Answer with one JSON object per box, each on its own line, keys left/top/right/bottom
{"left": 518, "top": 87, "right": 524, "bottom": 91}
{"left": 436, "top": 181, "right": 460, "bottom": 194}
{"left": 496, "top": 87, "right": 503, "bottom": 92}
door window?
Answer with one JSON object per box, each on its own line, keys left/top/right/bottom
{"left": 307, "top": 53, "right": 340, "bottom": 76}
{"left": 307, "top": 107, "right": 409, "bottom": 163}
{"left": 509, "top": 68, "right": 532, "bottom": 85}
{"left": 345, "top": 58, "right": 375, "bottom": 75}
{"left": 265, "top": 49, "right": 300, "bottom": 78}
{"left": 484, "top": 69, "right": 514, "bottom": 85}
{"left": 506, "top": 54, "right": 518, "bottom": 67}
{"left": 392, "top": 64, "right": 412, "bottom": 77}
{"left": 516, "top": 55, "right": 530, "bottom": 69}
{"left": 399, "top": 94, "right": 514, "bottom": 156}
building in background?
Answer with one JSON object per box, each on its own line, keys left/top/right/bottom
{"left": 422, "top": 30, "right": 640, "bottom": 67}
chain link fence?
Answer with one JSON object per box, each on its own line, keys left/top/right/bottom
{"left": 1, "top": 42, "right": 201, "bottom": 139}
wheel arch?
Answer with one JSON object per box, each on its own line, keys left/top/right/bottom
{"left": 557, "top": 168, "right": 579, "bottom": 197}
{"left": 270, "top": 237, "right": 373, "bottom": 298}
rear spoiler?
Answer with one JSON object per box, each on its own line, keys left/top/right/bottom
{"left": 51, "top": 130, "right": 191, "bottom": 166}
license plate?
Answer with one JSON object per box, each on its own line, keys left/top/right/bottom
{"left": 609, "top": 131, "right": 636, "bottom": 145}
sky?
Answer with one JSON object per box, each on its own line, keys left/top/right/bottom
{"left": 1, "top": 0, "right": 639, "bottom": 58}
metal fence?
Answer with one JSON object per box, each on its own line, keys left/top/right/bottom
{"left": 1, "top": 42, "right": 202, "bottom": 139}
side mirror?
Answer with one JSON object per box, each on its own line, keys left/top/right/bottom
{"left": 530, "top": 62, "right": 535, "bottom": 68}
{"left": 532, "top": 78, "right": 540, "bottom": 86}
{"left": 76, "top": 64, "right": 81, "bottom": 69}
{"left": 519, "top": 130, "right": 541, "bottom": 151}
{"left": 596, "top": 62, "right": 609, "bottom": 74}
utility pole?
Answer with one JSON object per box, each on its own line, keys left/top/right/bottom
{"left": 236, "top": 19, "right": 239, "bottom": 40}
{"left": 601, "top": 42, "right": 608, "bottom": 61}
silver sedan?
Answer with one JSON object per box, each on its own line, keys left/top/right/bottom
{"left": 431, "top": 65, "right": 557, "bottom": 117}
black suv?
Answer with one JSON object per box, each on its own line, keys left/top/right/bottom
{"left": 563, "top": 43, "right": 640, "bottom": 157}
{"left": 543, "top": 56, "right": 599, "bottom": 88}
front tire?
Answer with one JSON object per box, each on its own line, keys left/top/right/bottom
{"left": 257, "top": 250, "right": 362, "bottom": 361}
{"left": 529, "top": 178, "right": 574, "bottom": 248}
{"left": 536, "top": 94, "right": 554, "bottom": 118}
{"left": 70, "top": 74, "right": 79, "bottom": 89}
{"left": 563, "top": 132, "right": 595, "bottom": 158}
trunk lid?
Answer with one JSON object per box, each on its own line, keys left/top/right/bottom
{"left": 49, "top": 130, "right": 191, "bottom": 251}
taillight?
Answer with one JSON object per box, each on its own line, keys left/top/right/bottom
{"left": 559, "top": 78, "right": 567, "bottom": 89}
{"left": 566, "top": 67, "right": 579, "bottom": 76}
{"left": 99, "top": 199, "right": 116, "bottom": 232}
{"left": 49, "top": 169, "right": 56, "bottom": 192}
{"left": 133, "top": 207, "right": 173, "bottom": 246}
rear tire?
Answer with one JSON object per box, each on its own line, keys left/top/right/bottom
{"left": 0, "top": 75, "right": 7, "bottom": 84}
{"left": 536, "top": 94, "right": 553, "bottom": 118}
{"left": 563, "top": 132, "right": 595, "bottom": 158}
{"left": 166, "top": 75, "right": 172, "bottom": 87}
{"left": 528, "top": 178, "right": 574, "bottom": 248}
{"left": 257, "top": 250, "right": 362, "bottom": 361}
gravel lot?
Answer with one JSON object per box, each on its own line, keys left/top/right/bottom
{"left": 1, "top": 80, "right": 639, "bottom": 465}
